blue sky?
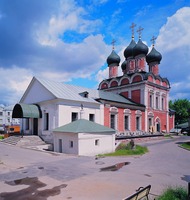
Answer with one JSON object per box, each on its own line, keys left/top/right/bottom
{"left": 0, "top": 0, "right": 190, "bottom": 105}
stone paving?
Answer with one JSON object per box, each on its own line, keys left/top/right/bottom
{"left": 0, "top": 135, "right": 189, "bottom": 200}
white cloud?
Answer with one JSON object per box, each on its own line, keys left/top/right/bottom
{"left": 157, "top": 7, "right": 190, "bottom": 52}
{"left": 156, "top": 7, "right": 190, "bottom": 100}
{"left": 36, "top": 0, "right": 101, "bottom": 46}
{"left": 0, "top": 67, "right": 33, "bottom": 104}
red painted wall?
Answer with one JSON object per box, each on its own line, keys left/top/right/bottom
{"left": 131, "top": 89, "right": 141, "bottom": 104}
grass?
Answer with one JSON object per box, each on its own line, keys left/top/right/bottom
{"left": 180, "top": 141, "right": 190, "bottom": 150}
{"left": 157, "top": 186, "right": 188, "bottom": 200}
{"left": 164, "top": 134, "right": 173, "bottom": 138}
{"left": 99, "top": 142, "right": 148, "bottom": 157}
{"left": 0, "top": 135, "right": 4, "bottom": 140}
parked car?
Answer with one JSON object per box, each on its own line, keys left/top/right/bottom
{"left": 170, "top": 128, "right": 182, "bottom": 135}
{"left": 181, "top": 127, "right": 190, "bottom": 135}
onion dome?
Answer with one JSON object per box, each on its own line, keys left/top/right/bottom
{"left": 107, "top": 50, "right": 121, "bottom": 66}
{"left": 133, "top": 39, "right": 148, "bottom": 57}
{"left": 121, "top": 60, "right": 127, "bottom": 71}
{"left": 124, "top": 39, "right": 136, "bottom": 59}
{"left": 146, "top": 46, "right": 162, "bottom": 64}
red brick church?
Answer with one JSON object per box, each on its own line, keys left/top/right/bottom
{"left": 98, "top": 25, "right": 175, "bottom": 135}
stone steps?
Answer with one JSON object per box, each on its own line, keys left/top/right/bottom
{"left": 1, "top": 135, "right": 46, "bottom": 147}
{"left": 0, "top": 136, "right": 22, "bottom": 145}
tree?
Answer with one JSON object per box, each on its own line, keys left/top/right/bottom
{"left": 169, "top": 99, "right": 190, "bottom": 125}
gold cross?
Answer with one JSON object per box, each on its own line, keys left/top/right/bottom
{"left": 137, "top": 26, "right": 144, "bottom": 38}
{"left": 130, "top": 22, "right": 136, "bottom": 38}
{"left": 111, "top": 39, "right": 116, "bottom": 50}
{"left": 151, "top": 36, "right": 157, "bottom": 46}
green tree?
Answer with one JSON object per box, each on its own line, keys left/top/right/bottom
{"left": 169, "top": 99, "right": 190, "bottom": 125}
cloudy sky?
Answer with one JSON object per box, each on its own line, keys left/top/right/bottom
{"left": 0, "top": 0, "right": 190, "bottom": 105}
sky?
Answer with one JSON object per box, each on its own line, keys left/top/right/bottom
{"left": 0, "top": 0, "right": 190, "bottom": 105}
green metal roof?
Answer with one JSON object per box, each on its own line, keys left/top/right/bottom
{"left": 53, "top": 119, "right": 115, "bottom": 134}
{"left": 12, "top": 103, "right": 42, "bottom": 118}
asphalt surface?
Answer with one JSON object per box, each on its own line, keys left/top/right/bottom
{"left": 0, "top": 135, "right": 189, "bottom": 200}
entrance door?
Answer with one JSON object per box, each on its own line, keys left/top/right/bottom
{"left": 157, "top": 123, "right": 160, "bottom": 132}
{"left": 33, "top": 118, "right": 38, "bottom": 135}
{"left": 59, "top": 139, "right": 62, "bottom": 153}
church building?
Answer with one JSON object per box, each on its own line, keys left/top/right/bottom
{"left": 99, "top": 25, "right": 174, "bottom": 135}
{"left": 12, "top": 25, "right": 175, "bottom": 149}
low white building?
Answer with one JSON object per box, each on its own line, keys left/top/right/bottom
{"left": 12, "top": 77, "right": 104, "bottom": 144}
{"left": 53, "top": 119, "right": 115, "bottom": 156}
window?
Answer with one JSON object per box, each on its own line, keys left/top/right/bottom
{"left": 7, "top": 118, "right": 10, "bottom": 123}
{"left": 25, "top": 118, "right": 29, "bottom": 130}
{"left": 124, "top": 115, "right": 129, "bottom": 130}
{"left": 149, "top": 95, "right": 153, "bottom": 108}
{"left": 71, "top": 112, "right": 78, "bottom": 121}
{"left": 95, "top": 139, "right": 99, "bottom": 146}
{"left": 136, "top": 116, "right": 140, "bottom": 130}
{"left": 44, "top": 113, "right": 49, "bottom": 130}
{"left": 0, "top": 112, "right": 3, "bottom": 116}
{"left": 156, "top": 97, "right": 159, "bottom": 109}
{"left": 89, "top": 114, "right": 94, "bottom": 122}
{"left": 162, "top": 98, "right": 164, "bottom": 110}
{"left": 7, "top": 112, "right": 10, "bottom": 116}
{"left": 70, "top": 141, "right": 73, "bottom": 148}
{"left": 110, "top": 114, "right": 115, "bottom": 129}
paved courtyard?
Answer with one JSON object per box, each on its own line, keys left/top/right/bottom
{"left": 0, "top": 135, "right": 189, "bottom": 200}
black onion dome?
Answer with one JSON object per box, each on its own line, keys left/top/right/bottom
{"left": 121, "top": 60, "right": 127, "bottom": 71}
{"left": 146, "top": 47, "right": 162, "bottom": 64}
{"left": 133, "top": 39, "right": 148, "bottom": 57}
{"left": 124, "top": 39, "right": 136, "bottom": 59}
{"left": 107, "top": 50, "right": 121, "bottom": 66}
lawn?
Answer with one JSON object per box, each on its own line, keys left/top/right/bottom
{"left": 99, "top": 142, "right": 148, "bottom": 156}
{"left": 180, "top": 141, "right": 190, "bottom": 150}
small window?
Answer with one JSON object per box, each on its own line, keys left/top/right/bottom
{"left": 110, "top": 114, "right": 115, "bottom": 129}
{"left": 44, "top": 113, "right": 49, "bottom": 130}
{"left": 89, "top": 114, "right": 95, "bottom": 122}
{"left": 156, "top": 97, "right": 159, "bottom": 109}
{"left": 136, "top": 116, "right": 140, "bottom": 130}
{"left": 149, "top": 95, "right": 153, "bottom": 108}
{"left": 71, "top": 112, "right": 78, "bottom": 121}
{"left": 70, "top": 141, "right": 73, "bottom": 148}
{"left": 95, "top": 139, "right": 99, "bottom": 146}
{"left": 0, "top": 112, "right": 3, "bottom": 116}
{"left": 124, "top": 115, "right": 129, "bottom": 130}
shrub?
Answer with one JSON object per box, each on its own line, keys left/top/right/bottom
{"left": 0, "top": 135, "right": 4, "bottom": 140}
{"left": 158, "top": 186, "right": 188, "bottom": 200}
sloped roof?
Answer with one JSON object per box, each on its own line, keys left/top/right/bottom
{"left": 34, "top": 77, "right": 140, "bottom": 106}
{"left": 53, "top": 119, "right": 115, "bottom": 134}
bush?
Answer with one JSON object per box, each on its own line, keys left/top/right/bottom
{"left": 0, "top": 135, "right": 4, "bottom": 140}
{"left": 158, "top": 186, "right": 188, "bottom": 200}
{"left": 105, "top": 142, "right": 148, "bottom": 156}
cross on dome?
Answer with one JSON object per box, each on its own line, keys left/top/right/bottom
{"left": 151, "top": 36, "right": 157, "bottom": 46}
{"left": 137, "top": 26, "right": 144, "bottom": 38}
{"left": 111, "top": 39, "right": 116, "bottom": 50}
{"left": 130, "top": 22, "right": 136, "bottom": 39}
